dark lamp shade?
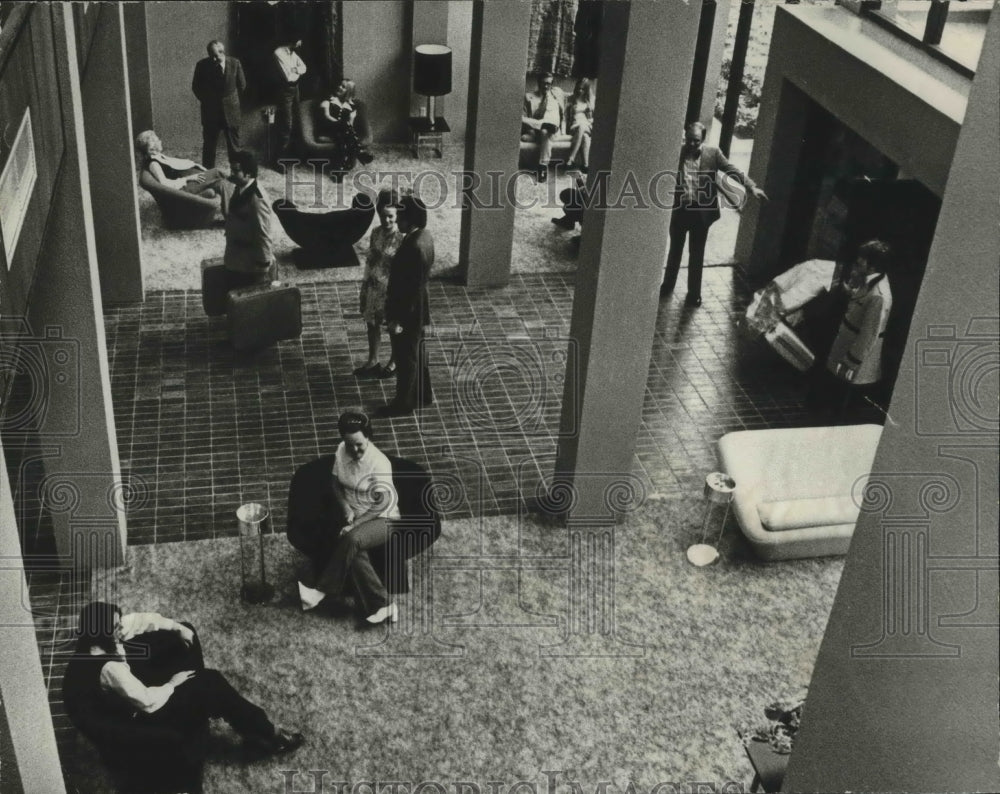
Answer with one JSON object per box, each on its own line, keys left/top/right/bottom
{"left": 414, "top": 44, "right": 452, "bottom": 96}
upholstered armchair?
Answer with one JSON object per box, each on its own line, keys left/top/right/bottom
{"left": 286, "top": 453, "right": 442, "bottom": 595}
{"left": 298, "top": 97, "right": 372, "bottom": 171}
{"left": 272, "top": 192, "right": 375, "bottom": 268}
{"left": 138, "top": 168, "right": 220, "bottom": 230}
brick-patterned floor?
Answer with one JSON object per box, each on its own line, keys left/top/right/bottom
{"left": 98, "top": 270, "right": 811, "bottom": 546}
{"left": 17, "top": 267, "right": 818, "bottom": 782}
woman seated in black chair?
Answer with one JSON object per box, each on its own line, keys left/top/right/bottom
{"left": 296, "top": 410, "right": 401, "bottom": 623}
{"left": 135, "top": 129, "right": 231, "bottom": 214}
{"left": 316, "top": 78, "right": 374, "bottom": 173}
{"left": 64, "top": 602, "right": 303, "bottom": 793}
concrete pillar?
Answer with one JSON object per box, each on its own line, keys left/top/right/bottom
{"left": 410, "top": 1, "right": 450, "bottom": 120}
{"left": 457, "top": 1, "right": 532, "bottom": 287}
{"left": 23, "top": 3, "right": 128, "bottom": 569}
{"left": 700, "top": 0, "right": 732, "bottom": 130}
{"left": 784, "top": 9, "right": 1000, "bottom": 792}
{"left": 0, "top": 443, "right": 68, "bottom": 794}
{"left": 122, "top": 2, "right": 153, "bottom": 133}
{"left": 81, "top": 3, "right": 144, "bottom": 304}
{"left": 554, "top": 0, "right": 701, "bottom": 519}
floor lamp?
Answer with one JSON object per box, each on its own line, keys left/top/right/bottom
{"left": 414, "top": 44, "right": 452, "bottom": 130}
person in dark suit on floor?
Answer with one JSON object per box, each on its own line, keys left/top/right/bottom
{"left": 660, "top": 121, "right": 767, "bottom": 307}
{"left": 223, "top": 150, "right": 274, "bottom": 288}
{"left": 192, "top": 39, "right": 247, "bottom": 168}
{"left": 379, "top": 195, "right": 434, "bottom": 417}
{"left": 63, "top": 602, "right": 303, "bottom": 792}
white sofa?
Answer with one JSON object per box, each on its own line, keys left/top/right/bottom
{"left": 717, "top": 424, "right": 883, "bottom": 561}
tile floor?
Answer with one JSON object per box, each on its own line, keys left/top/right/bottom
{"left": 100, "top": 268, "right": 812, "bottom": 546}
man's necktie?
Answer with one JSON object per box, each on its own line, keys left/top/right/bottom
{"left": 537, "top": 90, "right": 549, "bottom": 120}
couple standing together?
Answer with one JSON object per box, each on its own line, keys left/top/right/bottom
{"left": 357, "top": 191, "right": 435, "bottom": 418}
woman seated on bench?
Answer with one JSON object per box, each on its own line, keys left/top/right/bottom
{"left": 135, "top": 129, "right": 231, "bottom": 214}
{"left": 317, "top": 78, "right": 374, "bottom": 173}
{"left": 565, "top": 78, "right": 594, "bottom": 172}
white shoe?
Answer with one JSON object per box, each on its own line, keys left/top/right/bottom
{"left": 298, "top": 582, "right": 326, "bottom": 611}
{"left": 365, "top": 602, "right": 398, "bottom": 624}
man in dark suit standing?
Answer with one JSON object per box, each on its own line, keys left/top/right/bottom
{"left": 379, "top": 196, "right": 434, "bottom": 417}
{"left": 223, "top": 151, "right": 274, "bottom": 288}
{"left": 192, "top": 40, "right": 246, "bottom": 169}
{"left": 660, "top": 121, "right": 767, "bottom": 307}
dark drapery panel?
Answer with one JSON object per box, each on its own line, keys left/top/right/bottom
{"left": 527, "top": 0, "right": 578, "bottom": 77}
{"left": 233, "top": 1, "right": 340, "bottom": 99}
{"left": 572, "top": 0, "right": 603, "bottom": 78}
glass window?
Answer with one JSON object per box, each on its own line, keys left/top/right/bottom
{"left": 937, "top": 0, "right": 991, "bottom": 72}
{"left": 876, "top": 0, "right": 932, "bottom": 38}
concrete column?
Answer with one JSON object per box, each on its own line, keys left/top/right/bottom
{"left": 24, "top": 4, "right": 128, "bottom": 569}
{"left": 81, "top": 3, "right": 144, "bottom": 304}
{"left": 457, "top": 1, "right": 532, "bottom": 288}
{"left": 122, "top": 2, "right": 152, "bottom": 133}
{"left": 410, "top": 1, "right": 450, "bottom": 120}
{"left": 700, "top": 0, "right": 732, "bottom": 129}
{"left": 0, "top": 442, "right": 68, "bottom": 794}
{"left": 554, "top": 1, "right": 701, "bottom": 518}
{"left": 784, "top": 10, "right": 1000, "bottom": 792}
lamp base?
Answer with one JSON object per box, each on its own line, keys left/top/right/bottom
{"left": 686, "top": 544, "right": 720, "bottom": 567}
{"left": 240, "top": 582, "right": 275, "bottom": 604}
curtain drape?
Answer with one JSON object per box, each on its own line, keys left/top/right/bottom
{"left": 526, "top": 0, "right": 578, "bottom": 77}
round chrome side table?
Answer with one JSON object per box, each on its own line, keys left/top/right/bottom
{"left": 686, "top": 472, "right": 736, "bottom": 567}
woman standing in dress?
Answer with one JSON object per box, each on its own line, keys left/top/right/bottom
{"left": 317, "top": 78, "right": 374, "bottom": 173}
{"left": 354, "top": 190, "right": 404, "bottom": 379}
{"left": 565, "top": 78, "right": 594, "bottom": 172}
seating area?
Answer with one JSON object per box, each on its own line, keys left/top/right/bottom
{"left": 8, "top": 0, "right": 995, "bottom": 791}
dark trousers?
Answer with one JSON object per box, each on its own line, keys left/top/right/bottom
{"left": 275, "top": 84, "right": 299, "bottom": 155}
{"left": 390, "top": 326, "right": 433, "bottom": 409}
{"left": 662, "top": 206, "right": 712, "bottom": 299}
{"left": 119, "top": 625, "right": 209, "bottom": 792}
{"left": 139, "top": 669, "right": 274, "bottom": 743}
{"left": 808, "top": 367, "right": 883, "bottom": 426}
{"left": 181, "top": 168, "right": 232, "bottom": 215}
{"left": 201, "top": 121, "right": 241, "bottom": 169}
{"left": 560, "top": 187, "right": 585, "bottom": 227}
{"left": 315, "top": 518, "right": 392, "bottom": 614}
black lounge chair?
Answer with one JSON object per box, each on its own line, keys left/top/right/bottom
{"left": 287, "top": 454, "right": 442, "bottom": 596}
{"left": 273, "top": 192, "right": 375, "bottom": 269}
